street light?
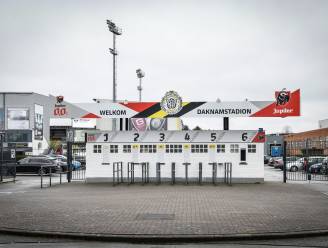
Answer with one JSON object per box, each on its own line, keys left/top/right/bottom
{"left": 106, "top": 19, "right": 122, "bottom": 130}
{"left": 136, "top": 69, "right": 145, "bottom": 102}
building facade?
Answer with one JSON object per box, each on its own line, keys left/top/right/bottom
{"left": 284, "top": 128, "right": 328, "bottom": 156}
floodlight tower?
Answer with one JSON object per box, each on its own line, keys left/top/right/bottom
{"left": 106, "top": 19, "right": 122, "bottom": 130}
{"left": 136, "top": 69, "right": 145, "bottom": 102}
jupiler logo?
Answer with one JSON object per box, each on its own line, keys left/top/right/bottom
{"left": 276, "top": 89, "right": 290, "bottom": 106}
{"left": 160, "top": 91, "right": 183, "bottom": 115}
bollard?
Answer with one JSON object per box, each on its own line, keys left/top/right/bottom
{"left": 171, "top": 162, "right": 176, "bottom": 185}
{"left": 40, "top": 166, "right": 43, "bottom": 188}
{"left": 199, "top": 162, "right": 202, "bottom": 185}
{"left": 49, "top": 167, "right": 52, "bottom": 187}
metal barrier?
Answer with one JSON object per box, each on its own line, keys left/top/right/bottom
{"left": 67, "top": 141, "right": 86, "bottom": 182}
{"left": 208, "top": 162, "right": 218, "bottom": 185}
{"left": 113, "top": 162, "right": 123, "bottom": 186}
{"left": 127, "top": 162, "right": 149, "bottom": 185}
{"left": 199, "top": 162, "right": 203, "bottom": 185}
{"left": 156, "top": 162, "right": 165, "bottom": 184}
{"left": 0, "top": 162, "right": 16, "bottom": 183}
{"left": 40, "top": 166, "right": 67, "bottom": 188}
{"left": 224, "top": 162, "right": 232, "bottom": 185}
{"left": 182, "top": 162, "right": 191, "bottom": 184}
{"left": 283, "top": 141, "right": 328, "bottom": 182}
{"left": 171, "top": 162, "right": 176, "bottom": 185}
{"left": 71, "top": 168, "right": 86, "bottom": 181}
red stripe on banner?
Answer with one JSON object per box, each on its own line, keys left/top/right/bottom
{"left": 251, "top": 89, "right": 300, "bottom": 117}
{"left": 119, "top": 102, "right": 158, "bottom": 113}
{"left": 81, "top": 113, "right": 101, "bottom": 118}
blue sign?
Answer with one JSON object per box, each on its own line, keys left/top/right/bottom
{"left": 271, "top": 145, "right": 282, "bottom": 157}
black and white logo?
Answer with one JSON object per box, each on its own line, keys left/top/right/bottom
{"left": 276, "top": 89, "right": 290, "bottom": 106}
{"left": 160, "top": 91, "right": 183, "bottom": 115}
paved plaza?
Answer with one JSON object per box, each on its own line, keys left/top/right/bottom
{"left": 0, "top": 175, "right": 328, "bottom": 240}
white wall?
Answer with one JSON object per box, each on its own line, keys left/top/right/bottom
{"left": 86, "top": 142, "right": 264, "bottom": 183}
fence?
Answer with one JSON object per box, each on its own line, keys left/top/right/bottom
{"left": 0, "top": 161, "right": 16, "bottom": 183}
{"left": 115, "top": 161, "right": 233, "bottom": 185}
{"left": 283, "top": 140, "right": 328, "bottom": 182}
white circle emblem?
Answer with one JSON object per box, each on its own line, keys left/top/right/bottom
{"left": 160, "top": 91, "right": 183, "bottom": 115}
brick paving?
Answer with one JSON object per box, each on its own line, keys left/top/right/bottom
{"left": 0, "top": 182, "right": 328, "bottom": 236}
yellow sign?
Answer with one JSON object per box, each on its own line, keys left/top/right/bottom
{"left": 158, "top": 144, "right": 164, "bottom": 149}
{"left": 209, "top": 144, "right": 216, "bottom": 149}
{"left": 132, "top": 144, "right": 139, "bottom": 149}
{"left": 183, "top": 144, "right": 190, "bottom": 149}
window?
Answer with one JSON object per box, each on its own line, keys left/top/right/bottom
{"left": 140, "top": 144, "right": 157, "bottom": 153}
{"left": 93, "top": 145, "right": 102, "bottom": 153}
{"left": 230, "top": 144, "right": 239, "bottom": 153}
{"left": 110, "top": 145, "right": 118, "bottom": 153}
{"left": 165, "top": 144, "right": 182, "bottom": 153}
{"left": 248, "top": 144, "right": 256, "bottom": 153}
{"left": 191, "top": 144, "right": 208, "bottom": 153}
{"left": 217, "top": 144, "right": 225, "bottom": 153}
{"left": 123, "top": 144, "right": 131, "bottom": 153}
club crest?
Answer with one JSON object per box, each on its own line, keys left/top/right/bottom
{"left": 56, "top": 96, "right": 64, "bottom": 104}
{"left": 160, "top": 91, "right": 183, "bottom": 115}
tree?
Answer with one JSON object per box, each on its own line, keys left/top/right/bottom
{"left": 282, "top": 125, "right": 292, "bottom": 134}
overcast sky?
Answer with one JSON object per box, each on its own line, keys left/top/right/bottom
{"left": 1, "top": 0, "right": 327, "bottom": 133}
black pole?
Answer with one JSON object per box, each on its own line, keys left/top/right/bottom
{"left": 67, "top": 141, "right": 72, "bottom": 183}
{"left": 0, "top": 133, "right": 3, "bottom": 182}
{"left": 223, "top": 117, "right": 229, "bottom": 130}
{"left": 283, "top": 141, "right": 287, "bottom": 183}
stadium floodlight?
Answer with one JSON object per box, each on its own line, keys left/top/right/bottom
{"left": 136, "top": 69, "right": 145, "bottom": 102}
{"left": 106, "top": 19, "right": 122, "bottom": 131}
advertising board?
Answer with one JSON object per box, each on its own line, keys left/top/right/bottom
{"left": 7, "top": 108, "right": 29, "bottom": 129}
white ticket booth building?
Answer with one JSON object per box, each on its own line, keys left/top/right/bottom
{"left": 85, "top": 129, "right": 265, "bottom": 183}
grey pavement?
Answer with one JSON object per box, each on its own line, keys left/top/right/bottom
{"left": 0, "top": 174, "right": 328, "bottom": 241}
{"left": 0, "top": 233, "right": 328, "bottom": 248}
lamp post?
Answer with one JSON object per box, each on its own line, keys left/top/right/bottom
{"left": 106, "top": 20, "right": 122, "bottom": 130}
{"left": 136, "top": 69, "right": 145, "bottom": 102}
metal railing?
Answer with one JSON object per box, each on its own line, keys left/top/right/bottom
{"left": 283, "top": 141, "right": 328, "bottom": 182}
{"left": 0, "top": 161, "right": 16, "bottom": 183}
{"left": 116, "top": 161, "right": 233, "bottom": 186}
{"left": 40, "top": 165, "right": 67, "bottom": 188}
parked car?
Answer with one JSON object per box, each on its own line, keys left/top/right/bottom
{"left": 264, "top": 155, "right": 271, "bottom": 164}
{"left": 17, "top": 156, "right": 61, "bottom": 175}
{"left": 286, "top": 156, "right": 326, "bottom": 172}
{"left": 309, "top": 158, "right": 328, "bottom": 174}
{"left": 268, "top": 157, "right": 275, "bottom": 166}
{"left": 286, "top": 157, "right": 304, "bottom": 172}
{"left": 47, "top": 154, "right": 81, "bottom": 171}
{"left": 268, "top": 157, "right": 282, "bottom": 167}
{"left": 320, "top": 158, "right": 328, "bottom": 175}
{"left": 273, "top": 158, "right": 284, "bottom": 170}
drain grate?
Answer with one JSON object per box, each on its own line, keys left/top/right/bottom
{"left": 136, "top": 213, "right": 175, "bottom": 220}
